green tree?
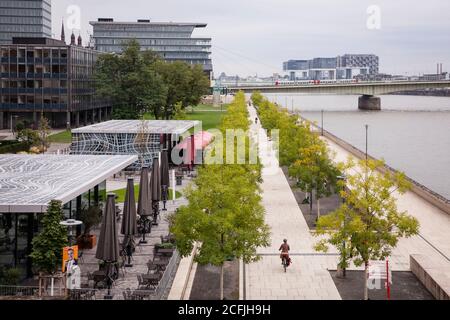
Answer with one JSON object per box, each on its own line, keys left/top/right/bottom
{"left": 250, "top": 91, "right": 264, "bottom": 107}
{"left": 171, "top": 164, "right": 270, "bottom": 300}
{"left": 289, "top": 137, "right": 341, "bottom": 218}
{"left": 94, "top": 40, "right": 168, "bottom": 119}
{"left": 314, "top": 158, "right": 419, "bottom": 300}
{"left": 154, "top": 60, "right": 210, "bottom": 119}
{"left": 30, "top": 200, "right": 68, "bottom": 275}
{"left": 38, "top": 115, "right": 50, "bottom": 153}
{"left": 173, "top": 102, "right": 187, "bottom": 120}
{"left": 16, "top": 128, "right": 40, "bottom": 147}
{"left": 171, "top": 92, "right": 269, "bottom": 300}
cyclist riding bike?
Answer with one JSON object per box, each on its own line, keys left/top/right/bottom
{"left": 255, "top": 117, "right": 258, "bottom": 124}
{"left": 279, "top": 239, "right": 291, "bottom": 267}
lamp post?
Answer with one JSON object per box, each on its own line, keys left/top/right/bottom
{"left": 365, "top": 124, "right": 369, "bottom": 163}
{"left": 60, "top": 219, "right": 83, "bottom": 246}
{"left": 336, "top": 174, "right": 347, "bottom": 278}
{"left": 321, "top": 110, "right": 324, "bottom": 136}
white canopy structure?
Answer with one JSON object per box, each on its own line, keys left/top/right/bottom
{"left": 0, "top": 154, "right": 137, "bottom": 213}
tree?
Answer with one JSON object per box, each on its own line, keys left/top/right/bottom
{"left": 314, "top": 158, "right": 419, "bottom": 300}
{"left": 94, "top": 40, "right": 168, "bottom": 119}
{"left": 170, "top": 92, "right": 269, "bottom": 300}
{"left": 170, "top": 164, "right": 270, "bottom": 300}
{"left": 37, "top": 115, "right": 50, "bottom": 153}
{"left": 16, "top": 128, "right": 40, "bottom": 147}
{"left": 173, "top": 102, "right": 187, "bottom": 120}
{"left": 30, "top": 200, "right": 68, "bottom": 275}
{"left": 289, "top": 137, "right": 341, "bottom": 218}
{"left": 250, "top": 91, "right": 264, "bottom": 107}
{"left": 154, "top": 60, "right": 210, "bottom": 119}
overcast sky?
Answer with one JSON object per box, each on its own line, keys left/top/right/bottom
{"left": 51, "top": 0, "right": 450, "bottom": 77}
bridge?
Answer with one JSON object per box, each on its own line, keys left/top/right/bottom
{"left": 225, "top": 80, "right": 450, "bottom": 110}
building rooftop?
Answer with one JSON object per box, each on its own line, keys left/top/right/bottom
{"left": 72, "top": 120, "right": 200, "bottom": 135}
{"left": 90, "top": 19, "right": 207, "bottom": 28}
{"left": 0, "top": 154, "right": 137, "bottom": 213}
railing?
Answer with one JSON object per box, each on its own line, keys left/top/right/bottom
{"left": 152, "top": 249, "right": 180, "bottom": 300}
{"left": 0, "top": 285, "right": 40, "bottom": 299}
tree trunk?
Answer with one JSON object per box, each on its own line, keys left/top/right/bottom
{"left": 317, "top": 198, "right": 320, "bottom": 221}
{"left": 364, "top": 261, "right": 369, "bottom": 300}
{"left": 220, "top": 264, "right": 224, "bottom": 300}
{"left": 309, "top": 191, "right": 313, "bottom": 214}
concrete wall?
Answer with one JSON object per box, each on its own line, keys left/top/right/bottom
{"left": 410, "top": 254, "right": 450, "bottom": 300}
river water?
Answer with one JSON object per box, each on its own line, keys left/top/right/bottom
{"left": 263, "top": 93, "right": 450, "bottom": 200}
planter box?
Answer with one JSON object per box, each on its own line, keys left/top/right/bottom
{"left": 77, "top": 235, "right": 96, "bottom": 250}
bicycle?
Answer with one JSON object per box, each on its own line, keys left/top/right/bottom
{"left": 281, "top": 255, "right": 288, "bottom": 272}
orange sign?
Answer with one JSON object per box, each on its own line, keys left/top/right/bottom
{"left": 62, "top": 245, "right": 79, "bottom": 273}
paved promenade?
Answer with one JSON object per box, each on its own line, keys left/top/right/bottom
{"left": 324, "top": 137, "right": 450, "bottom": 270}
{"left": 244, "top": 105, "right": 341, "bottom": 300}
{"left": 245, "top": 103, "right": 450, "bottom": 300}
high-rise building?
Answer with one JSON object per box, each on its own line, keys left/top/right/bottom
{"left": 0, "top": 37, "right": 111, "bottom": 129}
{"left": 0, "top": 0, "right": 52, "bottom": 45}
{"left": 90, "top": 18, "right": 213, "bottom": 78}
{"left": 283, "top": 54, "right": 379, "bottom": 80}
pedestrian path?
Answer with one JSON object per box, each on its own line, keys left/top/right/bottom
{"left": 324, "top": 136, "right": 450, "bottom": 270}
{"left": 244, "top": 105, "right": 341, "bottom": 300}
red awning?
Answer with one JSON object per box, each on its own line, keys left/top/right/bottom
{"left": 176, "top": 131, "right": 214, "bottom": 150}
{"left": 175, "top": 131, "right": 214, "bottom": 167}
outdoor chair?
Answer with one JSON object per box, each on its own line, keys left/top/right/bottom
{"left": 146, "top": 262, "right": 157, "bottom": 274}
{"left": 137, "top": 274, "right": 147, "bottom": 290}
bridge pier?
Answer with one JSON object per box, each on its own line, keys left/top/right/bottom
{"left": 358, "top": 95, "right": 381, "bottom": 111}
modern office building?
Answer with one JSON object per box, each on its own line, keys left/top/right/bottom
{"left": 0, "top": 0, "right": 52, "bottom": 45}
{"left": 90, "top": 18, "right": 213, "bottom": 78}
{"left": 336, "top": 54, "right": 379, "bottom": 79}
{"left": 0, "top": 36, "right": 111, "bottom": 129}
{"left": 70, "top": 120, "right": 200, "bottom": 170}
{"left": 283, "top": 54, "right": 379, "bottom": 81}
{"left": 0, "top": 154, "right": 137, "bottom": 278}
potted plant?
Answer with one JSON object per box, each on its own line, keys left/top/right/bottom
{"left": 77, "top": 205, "right": 102, "bottom": 249}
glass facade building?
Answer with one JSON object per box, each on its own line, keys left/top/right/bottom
{"left": 0, "top": 37, "right": 112, "bottom": 129}
{"left": 0, "top": 0, "right": 52, "bottom": 45}
{"left": 90, "top": 19, "right": 213, "bottom": 78}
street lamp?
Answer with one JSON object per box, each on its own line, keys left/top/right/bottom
{"left": 321, "top": 110, "right": 324, "bottom": 136}
{"left": 365, "top": 124, "right": 369, "bottom": 163}
{"left": 60, "top": 219, "right": 83, "bottom": 246}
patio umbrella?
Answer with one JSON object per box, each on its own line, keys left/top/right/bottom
{"left": 95, "top": 193, "right": 120, "bottom": 298}
{"left": 150, "top": 156, "right": 161, "bottom": 225}
{"left": 121, "top": 178, "right": 138, "bottom": 267}
{"left": 160, "top": 149, "right": 170, "bottom": 211}
{"left": 137, "top": 166, "right": 152, "bottom": 244}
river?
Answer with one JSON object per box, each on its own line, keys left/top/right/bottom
{"left": 263, "top": 93, "right": 450, "bottom": 200}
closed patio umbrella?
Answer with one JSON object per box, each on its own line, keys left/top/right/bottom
{"left": 137, "top": 166, "right": 152, "bottom": 244}
{"left": 150, "top": 156, "right": 161, "bottom": 225}
{"left": 160, "top": 149, "right": 170, "bottom": 211}
{"left": 95, "top": 193, "right": 120, "bottom": 298}
{"left": 121, "top": 178, "right": 138, "bottom": 267}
